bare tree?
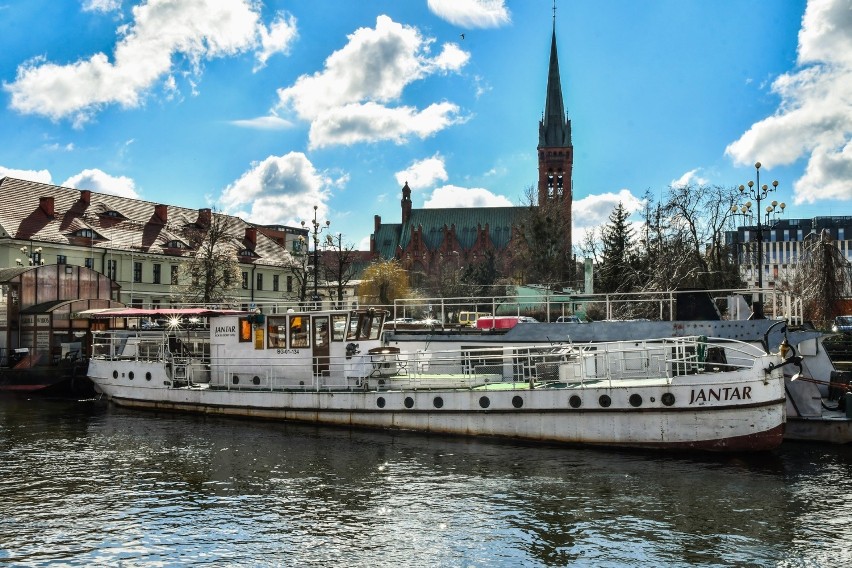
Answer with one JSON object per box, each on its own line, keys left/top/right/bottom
{"left": 511, "top": 185, "right": 574, "bottom": 287}
{"left": 321, "top": 233, "right": 358, "bottom": 309}
{"left": 792, "top": 229, "right": 852, "bottom": 323}
{"left": 173, "top": 211, "right": 241, "bottom": 304}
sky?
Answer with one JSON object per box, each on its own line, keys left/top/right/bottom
{"left": 0, "top": 0, "right": 849, "bottom": 252}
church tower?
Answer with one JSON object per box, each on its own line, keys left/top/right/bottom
{"left": 537, "top": 21, "right": 573, "bottom": 254}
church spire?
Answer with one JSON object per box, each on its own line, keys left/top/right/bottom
{"left": 538, "top": 23, "right": 570, "bottom": 148}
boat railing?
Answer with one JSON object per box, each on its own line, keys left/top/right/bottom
{"left": 98, "top": 335, "right": 770, "bottom": 392}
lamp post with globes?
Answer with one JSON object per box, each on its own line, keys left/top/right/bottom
{"left": 732, "top": 162, "right": 783, "bottom": 319}
{"left": 301, "top": 205, "right": 330, "bottom": 310}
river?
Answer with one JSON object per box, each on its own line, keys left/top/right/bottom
{"left": 1, "top": 395, "right": 851, "bottom": 567}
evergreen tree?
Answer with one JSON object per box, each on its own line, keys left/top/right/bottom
{"left": 597, "top": 202, "right": 636, "bottom": 293}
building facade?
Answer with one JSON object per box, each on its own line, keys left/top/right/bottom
{"left": 369, "top": 22, "right": 574, "bottom": 281}
{"left": 0, "top": 177, "right": 307, "bottom": 312}
{"left": 726, "top": 216, "right": 852, "bottom": 292}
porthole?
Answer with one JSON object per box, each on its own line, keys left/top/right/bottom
{"left": 145, "top": 372, "right": 152, "bottom": 381}
{"left": 377, "top": 397, "right": 386, "bottom": 408}
{"left": 599, "top": 394, "right": 612, "bottom": 408}
{"left": 128, "top": 372, "right": 134, "bottom": 380}
{"left": 252, "top": 376, "right": 260, "bottom": 386}
{"left": 629, "top": 394, "right": 642, "bottom": 407}
{"left": 404, "top": 396, "right": 414, "bottom": 409}
{"left": 512, "top": 396, "right": 523, "bottom": 408}
{"left": 569, "top": 395, "right": 582, "bottom": 408}
{"left": 479, "top": 396, "right": 490, "bottom": 409}
{"left": 233, "top": 375, "right": 240, "bottom": 385}
{"left": 661, "top": 392, "right": 675, "bottom": 406}
{"left": 433, "top": 396, "right": 444, "bottom": 409}
{"left": 112, "top": 370, "right": 118, "bottom": 379}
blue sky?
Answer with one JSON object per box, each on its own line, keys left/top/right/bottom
{"left": 1, "top": 0, "right": 849, "bottom": 251}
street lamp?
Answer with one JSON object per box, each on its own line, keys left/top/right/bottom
{"left": 734, "top": 162, "right": 782, "bottom": 318}
{"left": 301, "top": 205, "right": 330, "bottom": 310}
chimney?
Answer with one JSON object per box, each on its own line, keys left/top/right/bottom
{"left": 197, "top": 208, "right": 211, "bottom": 227}
{"left": 154, "top": 204, "right": 168, "bottom": 224}
{"left": 245, "top": 227, "right": 257, "bottom": 245}
{"left": 39, "top": 197, "right": 55, "bottom": 217}
{"left": 374, "top": 214, "right": 382, "bottom": 233}
{"left": 80, "top": 190, "right": 91, "bottom": 204}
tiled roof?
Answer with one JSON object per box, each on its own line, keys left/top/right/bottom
{"left": 0, "top": 177, "right": 295, "bottom": 267}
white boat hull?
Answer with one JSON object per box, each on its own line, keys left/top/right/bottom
{"left": 90, "top": 360, "right": 785, "bottom": 451}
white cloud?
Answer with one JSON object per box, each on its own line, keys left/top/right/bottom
{"left": 6, "top": 1, "right": 298, "bottom": 125}
{"left": 395, "top": 153, "right": 448, "bottom": 189}
{"left": 82, "top": 0, "right": 121, "bottom": 13}
{"left": 219, "top": 152, "right": 332, "bottom": 225}
{"left": 63, "top": 168, "right": 140, "bottom": 198}
{"left": 275, "top": 15, "right": 469, "bottom": 149}
{"left": 0, "top": 166, "right": 53, "bottom": 184}
{"left": 671, "top": 168, "right": 709, "bottom": 188}
{"left": 427, "top": 0, "right": 511, "bottom": 28}
{"left": 725, "top": 0, "right": 852, "bottom": 204}
{"left": 423, "top": 184, "right": 513, "bottom": 208}
{"left": 571, "top": 190, "right": 645, "bottom": 252}
{"left": 254, "top": 12, "right": 298, "bottom": 70}
{"left": 230, "top": 115, "right": 293, "bottom": 130}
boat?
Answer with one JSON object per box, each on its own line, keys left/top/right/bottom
{"left": 0, "top": 348, "right": 93, "bottom": 397}
{"left": 384, "top": 289, "right": 852, "bottom": 444}
{"left": 86, "top": 306, "right": 788, "bottom": 452}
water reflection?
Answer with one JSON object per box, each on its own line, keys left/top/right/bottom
{"left": 1, "top": 396, "right": 852, "bottom": 566}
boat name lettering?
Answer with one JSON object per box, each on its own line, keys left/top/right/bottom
{"left": 214, "top": 325, "right": 236, "bottom": 337}
{"left": 689, "top": 386, "right": 752, "bottom": 404}
{"left": 276, "top": 349, "right": 300, "bottom": 355}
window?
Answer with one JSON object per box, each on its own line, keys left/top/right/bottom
{"left": 273, "top": 274, "right": 279, "bottom": 292}
{"left": 85, "top": 257, "right": 94, "bottom": 269}
{"left": 840, "top": 228, "right": 846, "bottom": 241}
{"left": 101, "top": 210, "right": 123, "bottom": 219}
{"left": 153, "top": 264, "right": 161, "bottom": 284}
{"left": 134, "top": 262, "right": 142, "bottom": 283}
{"left": 73, "top": 228, "right": 96, "bottom": 238}
{"left": 171, "top": 265, "right": 179, "bottom": 285}
{"left": 107, "top": 260, "right": 117, "bottom": 280}
{"left": 57, "top": 255, "right": 67, "bottom": 265}
{"left": 242, "top": 271, "right": 248, "bottom": 289}
{"left": 256, "top": 273, "right": 263, "bottom": 291}
{"left": 166, "top": 240, "right": 188, "bottom": 249}
{"left": 267, "top": 316, "right": 287, "bottom": 348}
{"left": 287, "top": 275, "right": 293, "bottom": 292}
{"left": 289, "top": 315, "right": 309, "bottom": 348}
{"left": 238, "top": 317, "right": 252, "bottom": 342}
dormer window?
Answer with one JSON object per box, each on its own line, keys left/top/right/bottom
{"left": 71, "top": 228, "right": 99, "bottom": 239}
{"left": 165, "top": 240, "right": 188, "bottom": 249}
{"left": 100, "top": 210, "right": 123, "bottom": 219}
{"left": 238, "top": 249, "right": 258, "bottom": 258}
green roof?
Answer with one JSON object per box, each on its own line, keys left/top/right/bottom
{"left": 374, "top": 206, "right": 527, "bottom": 260}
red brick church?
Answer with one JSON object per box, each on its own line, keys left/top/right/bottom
{"left": 369, "top": 22, "right": 573, "bottom": 282}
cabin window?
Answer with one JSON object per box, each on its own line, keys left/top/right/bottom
{"left": 238, "top": 317, "right": 252, "bottom": 342}
{"left": 331, "top": 314, "right": 347, "bottom": 342}
{"left": 289, "top": 315, "right": 310, "bottom": 348}
{"left": 314, "top": 316, "right": 329, "bottom": 347}
{"left": 267, "top": 316, "right": 287, "bottom": 348}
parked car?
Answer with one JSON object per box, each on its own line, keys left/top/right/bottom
{"left": 832, "top": 315, "right": 852, "bottom": 334}
{"left": 555, "top": 315, "right": 584, "bottom": 323}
